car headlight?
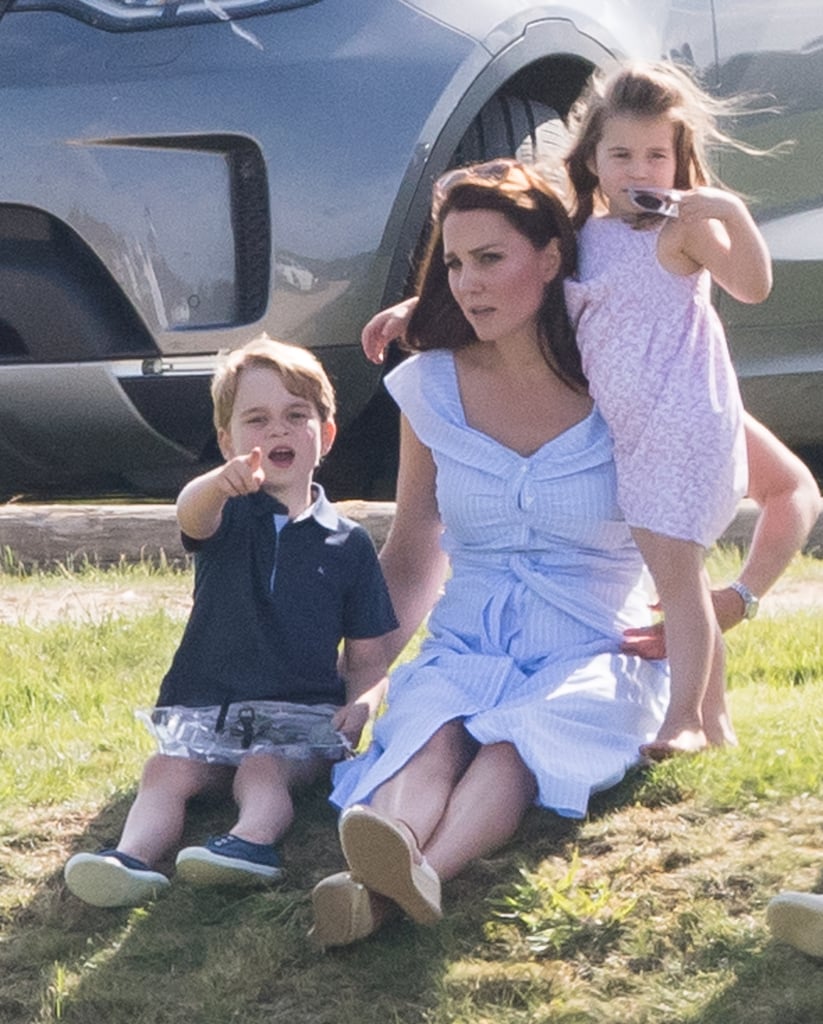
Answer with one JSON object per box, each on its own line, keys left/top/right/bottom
{"left": 11, "top": 0, "right": 322, "bottom": 31}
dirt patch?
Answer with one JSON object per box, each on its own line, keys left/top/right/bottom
{"left": 758, "top": 578, "right": 823, "bottom": 616}
{"left": 0, "top": 581, "right": 192, "bottom": 625}
{"left": 0, "top": 573, "right": 821, "bottom": 626}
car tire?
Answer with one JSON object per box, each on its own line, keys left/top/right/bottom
{"left": 453, "top": 92, "right": 571, "bottom": 198}
{"left": 321, "top": 93, "right": 571, "bottom": 502}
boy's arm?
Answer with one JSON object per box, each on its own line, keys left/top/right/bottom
{"left": 177, "top": 448, "right": 265, "bottom": 539}
{"left": 333, "top": 635, "right": 390, "bottom": 748}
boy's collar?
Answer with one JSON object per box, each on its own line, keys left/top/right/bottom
{"left": 290, "top": 483, "right": 340, "bottom": 530}
{"left": 249, "top": 483, "right": 341, "bottom": 531}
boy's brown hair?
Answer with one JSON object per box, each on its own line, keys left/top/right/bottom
{"left": 211, "top": 334, "right": 336, "bottom": 433}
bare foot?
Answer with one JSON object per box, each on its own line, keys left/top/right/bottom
{"left": 640, "top": 726, "right": 708, "bottom": 761}
{"left": 701, "top": 688, "right": 738, "bottom": 747}
{"left": 703, "top": 714, "right": 738, "bottom": 748}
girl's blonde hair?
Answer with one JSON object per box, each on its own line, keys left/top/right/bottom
{"left": 565, "top": 59, "right": 772, "bottom": 228}
{"left": 211, "top": 334, "right": 336, "bottom": 433}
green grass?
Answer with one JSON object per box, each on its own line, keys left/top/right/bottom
{"left": 1, "top": 552, "right": 822, "bottom": 1023}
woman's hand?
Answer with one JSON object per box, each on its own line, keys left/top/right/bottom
{"left": 621, "top": 586, "right": 751, "bottom": 659}
{"left": 623, "top": 414, "right": 822, "bottom": 661}
{"left": 620, "top": 618, "right": 666, "bottom": 660}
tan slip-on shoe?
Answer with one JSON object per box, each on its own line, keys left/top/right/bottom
{"left": 339, "top": 804, "right": 441, "bottom": 926}
{"left": 309, "top": 871, "right": 381, "bottom": 949}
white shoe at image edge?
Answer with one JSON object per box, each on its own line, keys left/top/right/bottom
{"left": 767, "top": 891, "right": 823, "bottom": 959}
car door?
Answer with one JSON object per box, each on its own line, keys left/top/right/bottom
{"left": 710, "top": 0, "right": 823, "bottom": 452}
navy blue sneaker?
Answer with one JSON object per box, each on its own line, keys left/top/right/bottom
{"left": 64, "top": 848, "right": 170, "bottom": 907}
{"left": 174, "top": 834, "right": 283, "bottom": 886}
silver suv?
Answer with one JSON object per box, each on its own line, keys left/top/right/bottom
{"left": 0, "top": 0, "right": 820, "bottom": 499}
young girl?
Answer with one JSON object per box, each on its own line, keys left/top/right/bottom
{"left": 562, "top": 59, "right": 772, "bottom": 758}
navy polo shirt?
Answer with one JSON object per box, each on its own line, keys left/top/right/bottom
{"left": 156, "top": 485, "right": 398, "bottom": 708}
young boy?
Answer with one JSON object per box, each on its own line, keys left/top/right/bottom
{"left": 64, "top": 335, "right": 397, "bottom": 907}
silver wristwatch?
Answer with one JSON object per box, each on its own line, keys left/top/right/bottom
{"left": 729, "top": 580, "right": 759, "bottom": 620}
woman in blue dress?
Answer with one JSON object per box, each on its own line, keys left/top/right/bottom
{"left": 309, "top": 160, "right": 819, "bottom": 948}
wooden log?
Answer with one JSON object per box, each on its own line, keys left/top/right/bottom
{"left": 0, "top": 501, "right": 398, "bottom": 568}
{"left": 0, "top": 499, "right": 820, "bottom": 569}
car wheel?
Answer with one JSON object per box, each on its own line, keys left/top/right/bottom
{"left": 321, "top": 93, "right": 571, "bottom": 502}
{"left": 453, "top": 92, "right": 571, "bottom": 196}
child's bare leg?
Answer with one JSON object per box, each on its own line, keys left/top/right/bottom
{"left": 632, "top": 528, "right": 713, "bottom": 758}
{"left": 231, "top": 753, "right": 328, "bottom": 846}
{"left": 700, "top": 624, "right": 737, "bottom": 747}
{"left": 118, "top": 753, "right": 232, "bottom": 867}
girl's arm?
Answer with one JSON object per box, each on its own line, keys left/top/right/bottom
{"left": 672, "top": 187, "right": 772, "bottom": 303}
{"left": 361, "top": 297, "right": 419, "bottom": 364}
{"left": 377, "top": 414, "right": 449, "bottom": 664}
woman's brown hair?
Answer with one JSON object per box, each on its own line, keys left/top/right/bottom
{"left": 405, "top": 159, "right": 586, "bottom": 392}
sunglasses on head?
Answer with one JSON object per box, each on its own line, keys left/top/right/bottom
{"left": 433, "top": 159, "right": 533, "bottom": 211}
{"left": 625, "top": 187, "right": 682, "bottom": 218}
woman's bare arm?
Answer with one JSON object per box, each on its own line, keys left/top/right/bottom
{"left": 715, "top": 412, "right": 822, "bottom": 627}
{"left": 622, "top": 413, "right": 822, "bottom": 656}
{"left": 378, "top": 414, "right": 449, "bottom": 664}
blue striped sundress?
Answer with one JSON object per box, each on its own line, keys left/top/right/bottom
{"left": 331, "top": 351, "right": 669, "bottom": 819}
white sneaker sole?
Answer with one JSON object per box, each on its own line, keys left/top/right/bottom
{"left": 174, "top": 847, "right": 282, "bottom": 886}
{"left": 767, "top": 891, "right": 823, "bottom": 958}
{"left": 64, "top": 853, "right": 169, "bottom": 908}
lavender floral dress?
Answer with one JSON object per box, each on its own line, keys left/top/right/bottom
{"left": 565, "top": 215, "right": 747, "bottom": 547}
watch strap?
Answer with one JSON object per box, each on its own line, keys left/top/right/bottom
{"left": 729, "top": 580, "right": 759, "bottom": 620}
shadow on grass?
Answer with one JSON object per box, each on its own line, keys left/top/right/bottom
{"left": 1, "top": 766, "right": 590, "bottom": 1024}
{"left": 6, "top": 764, "right": 821, "bottom": 1024}
{"left": 695, "top": 941, "right": 823, "bottom": 1024}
